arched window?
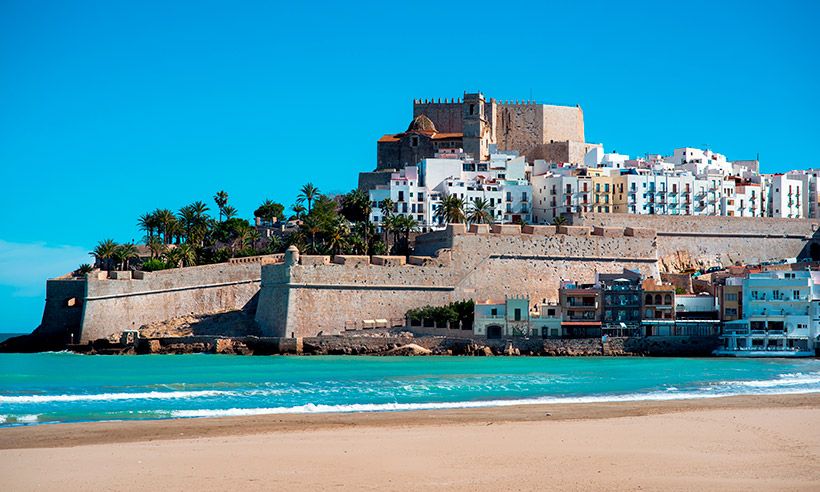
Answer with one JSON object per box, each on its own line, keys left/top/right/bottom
{"left": 645, "top": 294, "right": 653, "bottom": 304}
{"left": 654, "top": 294, "right": 662, "bottom": 305}
{"left": 664, "top": 294, "right": 672, "bottom": 304}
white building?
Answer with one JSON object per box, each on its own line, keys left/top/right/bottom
{"left": 764, "top": 174, "right": 804, "bottom": 218}
{"left": 717, "top": 271, "right": 820, "bottom": 357}
{"left": 473, "top": 296, "right": 562, "bottom": 339}
{"left": 369, "top": 154, "right": 533, "bottom": 230}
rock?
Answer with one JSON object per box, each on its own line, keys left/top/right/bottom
{"left": 382, "top": 343, "right": 433, "bottom": 356}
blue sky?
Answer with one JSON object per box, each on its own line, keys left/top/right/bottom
{"left": 1, "top": 0, "right": 818, "bottom": 331}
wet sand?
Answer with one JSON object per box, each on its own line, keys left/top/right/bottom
{"left": 1, "top": 394, "right": 818, "bottom": 491}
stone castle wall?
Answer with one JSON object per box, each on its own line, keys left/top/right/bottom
{"left": 78, "top": 262, "right": 266, "bottom": 342}
{"left": 255, "top": 225, "right": 658, "bottom": 337}
{"left": 577, "top": 213, "right": 819, "bottom": 270}
{"left": 33, "top": 277, "right": 87, "bottom": 344}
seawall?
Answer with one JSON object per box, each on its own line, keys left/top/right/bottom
{"left": 576, "top": 213, "right": 820, "bottom": 270}
{"left": 256, "top": 224, "right": 658, "bottom": 337}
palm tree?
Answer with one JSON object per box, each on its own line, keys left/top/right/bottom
{"left": 178, "top": 201, "right": 211, "bottom": 246}
{"left": 113, "top": 243, "right": 139, "bottom": 271}
{"left": 222, "top": 205, "right": 238, "bottom": 220}
{"left": 176, "top": 243, "right": 197, "bottom": 267}
{"left": 91, "top": 239, "right": 118, "bottom": 271}
{"left": 153, "top": 208, "right": 177, "bottom": 244}
{"left": 214, "top": 190, "right": 229, "bottom": 221}
{"left": 379, "top": 198, "right": 395, "bottom": 244}
{"left": 137, "top": 212, "right": 160, "bottom": 242}
{"left": 297, "top": 183, "right": 320, "bottom": 213}
{"left": 327, "top": 219, "right": 349, "bottom": 255}
{"left": 300, "top": 214, "right": 322, "bottom": 254}
{"left": 291, "top": 203, "right": 307, "bottom": 221}
{"left": 467, "top": 198, "right": 494, "bottom": 225}
{"left": 147, "top": 236, "right": 166, "bottom": 259}
{"left": 552, "top": 215, "right": 568, "bottom": 226}
{"left": 395, "top": 215, "right": 418, "bottom": 256}
{"left": 435, "top": 195, "right": 466, "bottom": 225}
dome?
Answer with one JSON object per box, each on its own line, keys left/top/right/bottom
{"left": 406, "top": 114, "right": 437, "bottom": 133}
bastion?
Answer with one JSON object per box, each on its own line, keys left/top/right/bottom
{"left": 255, "top": 225, "right": 659, "bottom": 337}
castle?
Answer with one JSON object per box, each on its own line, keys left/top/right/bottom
{"left": 359, "top": 92, "right": 595, "bottom": 191}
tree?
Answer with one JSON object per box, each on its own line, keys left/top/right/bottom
{"left": 340, "top": 189, "right": 371, "bottom": 223}
{"left": 379, "top": 198, "right": 395, "bottom": 245}
{"left": 138, "top": 212, "right": 160, "bottom": 242}
{"left": 113, "top": 243, "right": 139, "bottom": 271}
{"left": 222, "top": 205, "right": 238, "bottom": 220}
{"left": 436, "top": 195, "right": 465, "bottom": 225}
{"left": 394, "top": 214, "right": 418, "bottom": 256}
{"left": 291, "top": 203, "right": 306, "bottom": 221}
{"left": 552, "top": 215, "right": 567, "bottom": 226}
{"left": 254, "top": 199, "right": 285, "bottom": 226}
{"left": 178, "top": 201, "right": 210, "bottom": 246}
{"left": 327, "top": 218, "right": 350, "bottom": 255}
{"left": 214, "top": 190, "right": 229, "bottom": 221}
{"left": 176, "top": 243, "right": 197, "bottom": 267}
{"left": 91, "top": 239, "right": 118, "bottom": 271}
{"left": 147, "top": 236, "right": 166, "bottom": 259}
{"left": 297, "top": 183, "right": 320, "bottom": 213}
{"left": 75, "top": 264, "right": 94, "bottom": 276}
{"left": 467, "top": 198, "right": 494, "bottom": 225}
{"left": 153, "top": 208, "right": 177, "bottom": 245}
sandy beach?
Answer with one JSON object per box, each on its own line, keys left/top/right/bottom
{"left": 0, "top": 394, "right": 818, "bottom": 491}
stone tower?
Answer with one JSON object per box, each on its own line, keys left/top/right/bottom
{"left": 462, "top": 92, "right": 491, "bottom": 161}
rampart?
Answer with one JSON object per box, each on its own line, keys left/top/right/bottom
{"left": 78, "top": 262, "right": 266, "bottom": 342}
{"left": 576, "top": 213, "right": 820, "bottom": 270}
{"left": 255, "top": 225, "right": 658, "bottom": 338}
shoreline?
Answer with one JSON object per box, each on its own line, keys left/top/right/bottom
{"left": 1, "top": 393, "right": 817, "bottom": 450}
{"left": 1, "top": 393, "right": 818, "bottom": 491}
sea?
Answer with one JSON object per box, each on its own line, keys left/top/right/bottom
{"left": 0, "top": 352, "right": 819, "bottom": 427}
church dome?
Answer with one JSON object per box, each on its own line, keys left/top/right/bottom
{"left": 406, "top": 114, "right": 437, "bottom": 133}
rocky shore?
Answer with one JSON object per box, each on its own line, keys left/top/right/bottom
{"left": 62, "top": 331, "right": 721, "bottom": 357}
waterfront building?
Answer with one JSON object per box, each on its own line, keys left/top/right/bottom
{"left": 598, "top": 269, "right": 643, "bottom": 336}
{"left": 717, "top": 271, "right": 820, "bottom": 356}
{"left": 641, "top": 278, "right": 676, "bottom": 321}
{"left": 472, "top": 296, "right": 562, "bottom": 339}
{"left": 558, "top": 281, "right": 602, "bottom": 338}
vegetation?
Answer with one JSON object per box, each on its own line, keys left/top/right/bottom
{"left": 552, "top": 215, "right": 567, "bottom": 226}
{"left": 91, "top": 182, "right": 401, "bottom": 271}
{"left": 406, "top": 300, "right": 475, "bottom": 327}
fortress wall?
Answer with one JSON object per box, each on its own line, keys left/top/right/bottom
{"left": 257, "top": 229, "right": 659, "bottom": 337}
{"left": 578, "top": 213, "right": 818, "bottom": 236}
{"left": 496, "top": 103, "right": 544, "bottom": 153}
{"left": 577, "top": 213, "right": 819, "bottom": 269}
{"left": 33, "top": 278, "right": 87, "bottom": 343}
{"left": 541, "top": 104, "right": 585, "bottom": 143}
{"left": 80, "top": 262, "right": 262, "bottom": 342}
{"left": 412, "top": 101, "right": 464, "bottom": 133}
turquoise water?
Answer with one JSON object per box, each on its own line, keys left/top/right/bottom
{"left": 1, "top": 353, "right": 819, "bottom": 426}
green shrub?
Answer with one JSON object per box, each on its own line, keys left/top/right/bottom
{"left": 141, "top": 258, "right": 168, "bottom": 272}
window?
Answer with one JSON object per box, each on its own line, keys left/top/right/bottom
{"left": 725, "top": 308, "right": 738, "bottom": 317}
{"left": 547, "top": 308, "right": 556, "bottom": 316}
{"left": 469, "top": 104, "right": 475, "bottom": 115}
{"left": 410, "top": 136, "right": 419, "bottom": 147}
{"left": 793, "top": 290, "right": 801, "bottom": 300}
{"left": 514, "top": 308, "right": 521, "bottom": 321}
{"left": 491, "top": 308, "right": 497, "bottom": 316}
{"left": 398, "top": 191, "right": 404, "bottom": 202}
{"left": 726, "top": 293, "right": 738, "bottom": 301}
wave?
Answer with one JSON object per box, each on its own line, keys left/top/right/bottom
{"left": 169, "top": 386, "right": 820, "bottom": 419}
{"left": 715, "top": 372, "right": 820, "bottom": 389}
{"left": 0, "top": 390, "right": 236, "bottom": 404}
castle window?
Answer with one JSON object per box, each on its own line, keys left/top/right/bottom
{"left": 410, "top": 136, "right": 419, "bottom": 147}
{"left": 469, "top": 104, "right": 475, "bottom": 115}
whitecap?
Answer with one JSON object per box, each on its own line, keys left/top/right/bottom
{"left": 0, "top": 390, "right": 236, "bottom": 404}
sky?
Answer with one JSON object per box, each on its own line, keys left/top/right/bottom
{"left": 1, "top": 0, "right": 819, "bottom": 331}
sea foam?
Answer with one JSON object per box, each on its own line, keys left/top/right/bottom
{"left": 0, "top": 390, "right": 235, "bottom": 404}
